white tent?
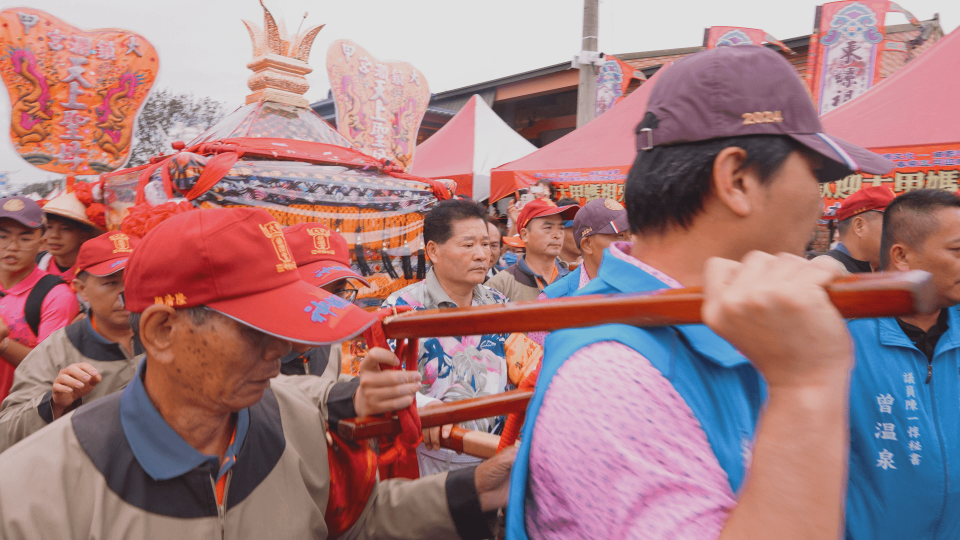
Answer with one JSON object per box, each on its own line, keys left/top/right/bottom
{"left": 411, "top": 95, "right": 536, "bottom": 201}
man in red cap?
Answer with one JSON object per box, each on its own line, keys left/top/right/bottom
{"left": 0, "top": 207, "right": 512, "bottom": 539}
{"left": 0, "top": 196, "right": 78, "bottom": 402}
{"left": 0, "top": 232, "right": 141, "bottom": 451}
{"left": 281, "top": 222, "right": 369, "bottom": 378}
{"left": 487, "top": 198, "right": 579, "bottom": 302}
{"left": 813, "top": 185, "right": 895, "bottom": 273}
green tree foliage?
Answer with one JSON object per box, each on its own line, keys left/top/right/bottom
{"left": 128, "top": 89, "right": 228, "bottom": 167}
{"left": 13, "top": 178, "right": 62, "bottom": 198}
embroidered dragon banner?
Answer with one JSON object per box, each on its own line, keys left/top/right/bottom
{"left": 326, "top": 39, "right": 429, "bottom": 172}
{"left": 0, "top": 8, "right": 158, "bottom": 174}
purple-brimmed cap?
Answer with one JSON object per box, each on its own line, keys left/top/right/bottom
{"left": 0, "top": 196, "right": 43, "bottom": 229}
{"left": 636, "top": 45, "right": 893, "bottom": 178}
{"left": 573, "top": 198, "right": 629, "bottom": 248}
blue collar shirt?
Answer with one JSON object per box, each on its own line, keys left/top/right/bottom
{"left": 119, "top": 360, "right": 249, "bottom": 482}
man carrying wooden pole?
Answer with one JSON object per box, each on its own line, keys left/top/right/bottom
{"left": 505, "top": 44, "right": 895, "bottom": 540}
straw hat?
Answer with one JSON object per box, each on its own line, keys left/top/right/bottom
{"left": 42, "top": 192, "right": 106, "bottom": 233}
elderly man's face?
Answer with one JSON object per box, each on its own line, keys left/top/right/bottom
{"left": 75, "top": 270, "right": 128, "bottom": 330}
{"left": 171, "top": 310, "right": 291, "bottom": 412}
{"left": 428, "top": 217, "right": 490, "bottom": 291}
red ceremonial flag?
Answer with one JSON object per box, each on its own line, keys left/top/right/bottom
{"left": 705, "top": 26, "right": 795, "bottom": 54}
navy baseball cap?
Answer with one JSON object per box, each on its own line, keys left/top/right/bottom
{"left": 636, "top": 45, "right": 893, "bottom": 179}
{"left": 0, "top": 196, "right": 43, "bottom": 228}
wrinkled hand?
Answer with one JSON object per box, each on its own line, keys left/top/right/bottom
{"left": 421, "top": 400, "right": 453, "bottom": 451}
{"left": 353, "top": 347, "right": 421, "bottom": 418}
{"left": 475, "top": 445, "right": 518, "bottom": 512}
{"left": 51, "top": 362, "right": 102, "bottom": 419}
{"left": 701, "top": 251, "right": 853, "bottom": 390}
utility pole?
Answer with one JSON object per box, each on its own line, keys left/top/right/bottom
{"left": 576, "top": 0, "right": 599, "bottom": 128}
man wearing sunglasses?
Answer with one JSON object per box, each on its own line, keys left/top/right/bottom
{"left": 813, "top": 186, "right": 894, "bottom": 274}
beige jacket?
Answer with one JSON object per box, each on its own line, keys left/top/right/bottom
{"left": 0, "top": 368, "right": 493, "bottom": 539}
{"left": 0, "top": 320, "right": 142, "bottom": 452}
{"left": 486, "top": 256, "right": 569, "bottom": 303}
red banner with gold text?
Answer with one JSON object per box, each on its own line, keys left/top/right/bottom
{"left": 822, "top": 143, "right": 960, "bottom": 207}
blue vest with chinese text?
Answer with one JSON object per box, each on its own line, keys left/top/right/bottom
{"left": 845, "top": 310, "right": 960, "bottom": 540}
{"left": 505, "top": 249, "right": 764, "bottom": 540}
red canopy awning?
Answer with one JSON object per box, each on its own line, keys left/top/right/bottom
{"left": 489, "top": 64, "right": 668, "bottom": 202}
{"left": 820, "top": 27, "right": 960, "bottom": 150}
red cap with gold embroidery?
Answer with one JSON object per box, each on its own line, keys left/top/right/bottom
{"left": 283, "top": 222, "right": 370, "bottom": 288}
{"left": 123, "top": 208, "right": 376, "bottom": 345}
{"left": 75, "top": 232, "right": 140, "bottom": 277}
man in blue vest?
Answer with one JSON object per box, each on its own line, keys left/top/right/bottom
{"left": 846, "top": 188, "right": 960, "bottom": 539}
{"left": 506, "top": 45, "right": 894, "bottom": 540}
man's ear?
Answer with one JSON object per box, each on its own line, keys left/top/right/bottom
{"left": 139, "top": 304, "right": 177, "bottom": 364}
{"left": 852, "top": 215, "right": 868, "bottom": 237}
{"left": 710, "top": 147, "right": 754, "bottom": 218}
{"left": 888, "top": 243, "right": 912, "bottom": 272}
{"left": 425, "top": 239, "right": 440, "bottom": 264}
{"left": 579, "top": 235, "right": 594, "bottom": 257}
{"left": 519, "top": 227, "right": 530, "bottom": 243}
{"left": 73, "top": 278, "right": 88, "bottom": 303}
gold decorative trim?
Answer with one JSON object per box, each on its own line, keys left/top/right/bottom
{"left": 241, "top": 1, "right": 325, "bottom": 105}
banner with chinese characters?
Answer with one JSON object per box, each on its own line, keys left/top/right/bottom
{"left": 326, "top": 39, "right": 430, "bottom": 172}
{"left": 821, "top": 143, "right": 960, "bottom": 207}
{"left": 532, "top": 167, "right": 628, "bottom": 206}
{"left": 595, "top": 56, "right": 641, "bottom": 117}
{"left": 807, "top": 1, "right": 920, "bottom": 115}
{"left": 0, "top": 8, "right": 158, "bottom": 174}
{"left": 704, "top": 26, "right": 795, "bottom": 54}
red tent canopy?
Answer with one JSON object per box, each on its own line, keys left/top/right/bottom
{"left": 411, "top": 95, "right": 536, "bottom": 200}
{"left": 489, "top": 64, "right": 668, "bottom": 202}
{"left": 820, "top": 27, "right": 960, "bottom": 149}
{"left": 818, "top": 28, "right": 960, "bottom": 207}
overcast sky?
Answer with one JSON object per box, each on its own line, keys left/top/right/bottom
{"left": 2, "top": 0, "right": 957, "bottom": 186}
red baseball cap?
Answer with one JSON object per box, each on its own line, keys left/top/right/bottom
{"left": 517, "top": 199, "right": 580, "bottom": 232}
{"left": 283, "top": 222, "right": 370, "bottom": 288}
{"left": 836, "top": 186, "right": 896, "bottom": 222}
{"left": 124, "top": 208, "right": 376, "bottom": 345}
{"left": 75, "top": 232, "right": 140, "bottom": 277}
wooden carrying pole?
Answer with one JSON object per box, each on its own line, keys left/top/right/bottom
{"left": 339, "top": 271, "right": 935, "bottom": 448}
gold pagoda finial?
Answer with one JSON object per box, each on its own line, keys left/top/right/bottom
{"left": 242, "top": 1, "right": 325, "bottom": 107}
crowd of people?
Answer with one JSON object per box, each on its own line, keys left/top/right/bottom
{"left": 0, "top": 44, "right": 952, "bottom": 540}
